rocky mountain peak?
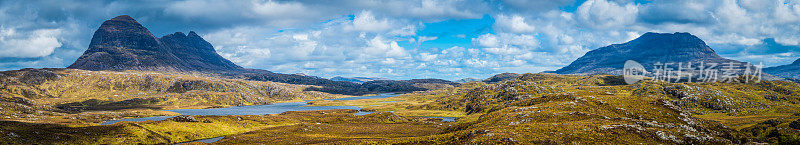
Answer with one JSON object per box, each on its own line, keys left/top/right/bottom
{"left": 188, "top": 31, "right": 200, "bottom": 37}
{"left": 110, "top": 15, "right": 135, "bottom": 21}
{"left": 553, "top": 32, "right": 736, "bottom": 75}
{"left": 68, "top": 15, "right": 241, "bottom": 71}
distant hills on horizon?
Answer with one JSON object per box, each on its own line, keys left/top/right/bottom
{"left": 765, "top": 58, "right": 800, "bottom": 79}
{"left": 331, "top": 76, "right": 389, "bottom": 84}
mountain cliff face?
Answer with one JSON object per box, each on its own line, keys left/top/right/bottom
{"left": 160, "top": 31, "right": 241, "bottom": 70}
{"left": 764, "top": 58, "right": 800, "bottom": 79}
{"left": 68, "top": 15, "right": 241, "bottom": 71}
{"left": 553, "top": 32, "right": 740, "bottom": 75}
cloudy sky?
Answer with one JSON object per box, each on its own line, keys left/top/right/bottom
{"left": 1, "top": 0, "right": 800, "bottom": 80}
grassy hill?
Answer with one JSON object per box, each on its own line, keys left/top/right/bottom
{"left": 0, "top": 68, "right": 346, "bottom": 125}
{"left": 1, "top": 71, "right": 798, "bottom": 144}
{"left": 302, "top": 73, "right": 800, "bottom": 144}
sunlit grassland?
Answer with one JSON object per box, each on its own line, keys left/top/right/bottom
{"left": 2, "top": 69, "right": 799, "bottom": 144}
{"left": 4, "top": 109, "right": 441, "bottom": 144}
{"left": 0, "top": 68, "right": 350, "bottom": 125}
{"left": 302, "top": 73, "right": 800, "bottom": 144}
{"left": 305, "top": 82, "right": 484, "bottom": 118}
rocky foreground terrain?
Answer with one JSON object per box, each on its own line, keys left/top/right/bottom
{"left": 2, "top": 72, "right": 798, "bottom": 144}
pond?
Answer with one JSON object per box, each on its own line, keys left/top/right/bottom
{"left": 101, "top": 93, "right": 402, "bottom": 125}
{"left": 100, "top": 93, "right": 457, "bottom": 144}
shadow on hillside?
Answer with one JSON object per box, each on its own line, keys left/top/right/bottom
{"left": 598, "top": 75, "right": 627, "bottom": 86}
{"left": 55, "top": 98, "right": 163, "bottom": 112}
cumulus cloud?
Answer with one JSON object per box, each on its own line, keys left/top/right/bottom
{"left": 0, "top": 28, "right": 62, "bottom": 58}
{"left": 494, "top": 15, "right": 536, "bottom": 33}
{"left": 577, "top": 0, "right": 639, "bottom": 29}
{"left": 364, "top": 36, "right": 408, "bottom": 58}
{"left": 346, "top": 10, "right": 395, "bottom": 32}
{"left": 475, "top": 34, "right": 499, "bottom": 48}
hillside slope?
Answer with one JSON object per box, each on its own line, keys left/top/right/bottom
{"left": 297, "top": 73, "right": 800, "bottom": 144}
{"left": 0, "top": 68, "right": 343, "bottom": 125}
{"left": 765, "top": 58, "right": 800, "bottom": 79}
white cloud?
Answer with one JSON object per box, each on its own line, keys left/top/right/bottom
{"left": 474, "top": 33, "right": 539, "bottom": 50}
{"left": 346, "top": 10, "right": 395, "bottom": 32}
{"left": 483, "top": 46, "right": 522, "bottom": 55}
{"left": 494, "top": 15, "right": 536, "bottom": 33}
{"left": 164, "top": 0, "right": 321, "bottom": 27}
{"left": 418, "top": 52, "right": 437, "bottom": 61}
{"left": 410, "top": 36, "right": 437, "bottom": 49}
{"left": 408, "top": 0, "right": 482, "bottom": 19}
{"left": 364, "top": 35, "right": 408, "bottom": 58}
{"left": 475, "top": 34, "right": 499, "bottom": 48}
{"left": 577, "top": 0, "right": 639, "bottom": 29}
{"left": 0, "top": 28, "right": 62, "bottom": 58}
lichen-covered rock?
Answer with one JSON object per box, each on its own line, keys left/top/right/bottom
{"left": 171, "top": 115, "right": 198, "bottom": 122}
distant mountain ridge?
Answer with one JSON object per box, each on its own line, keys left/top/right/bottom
{"left": 483, "top": 73, "right": 521, "bottom": 83}
{"left": 553, "top": 32, "right": 742, "bottom": 75}
{"left": 454, "top": 78, "right": 481, "bottom": 83}
{"left": 331, "top": 76, "right": 389, "bottom": 83}
{"left": 764, "top": 58, "right": 800, "bottom": 79}
{"left": 68, "top": 15, "right": 241, "bottom": 71}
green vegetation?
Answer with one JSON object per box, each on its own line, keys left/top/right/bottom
{"left": 306, "top": 73, "right": 800, "bottom": 144}
{"left": 2, "top": 70, "right": 799, "bottom": 144}
{"left": 0, "top": 68, "right": 347, "bottom": 125}
{"left": 0, "top": 109, "right": 452, "bottom": 144}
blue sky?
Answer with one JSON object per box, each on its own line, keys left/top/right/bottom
{"left": 1, "top": 0, "right": 800, "bottom": 80}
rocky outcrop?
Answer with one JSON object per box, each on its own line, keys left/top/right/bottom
{"left": 483, "top": 73, "right": 521, "bottom": 83}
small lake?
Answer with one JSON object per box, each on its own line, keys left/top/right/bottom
{"left": 100, "top": 93, "right": 458, "bottom": 144}
{"left": 101, "top": 93, "right": 401, "bottom": 125}
{"left": 423, "top": 117, "right": 457, "bottom": 122}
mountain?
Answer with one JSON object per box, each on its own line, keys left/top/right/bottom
{"left": 764, "top": 58, "right": 800, "bottom": 79}
{"left": 483, "top": 73, "right": 521, "bottom": 83}
{"left": 64, "top": 15, "right": 458, "bottom": 96}
{"left": 331, "top": 76, "right": 389, "bottom": 83}
{"left": 160, "top": 31, "right": 242, "bottom": 70}
{"left": 454, "top": 77, "right": 481, "bottom": 83}
{"left": 68, "top": 15, "right": 241, "bottom": 71}
{"left": 553, "top": 32, "right": 740, "bottom": 75}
